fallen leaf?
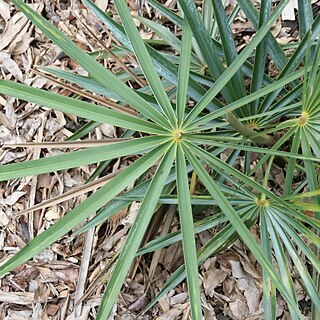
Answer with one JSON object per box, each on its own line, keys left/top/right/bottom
{"left": 46, "top": 304, "right": 60, "bottom": 316}
{"left": 0, "top": 0, "right": 10, "bottom": 22}
{"left": 204, "top": 269, "right": 228, "bottom": 296}
{"left": 229, "top": 299, "right": 249, "bottom": 319}
{"left": 2, "top": 191, "right": 26, "bottom": 206}
{"left": 0, "top": 12, "right": 29, "bottom": 51}
{"left": 0, "top": 52, "right": 23, "bottom": 81}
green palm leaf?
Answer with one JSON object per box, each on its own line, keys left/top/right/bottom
{"left": 0, "top": 136, "right": 169, "bottom": 181}
{"left": 97, "top": 143, "right": 175, "bottom": 319}
{"left": 0, "top": 80, "right": 166, "bottom": 135}
{"left": 176, "top": 144, "right": 202, "bottom": 319}
{"left": 0, "top": 143, "right": 170, "bottom": 277}
{"left": 183, "top": 144, "right": 302, "bottom": 316}
{"left": 10, "top": 0, "right": 172, "bottom": 130}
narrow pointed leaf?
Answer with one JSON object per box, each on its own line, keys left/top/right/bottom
{"left": 184, "top": 136, "right": 320, "bottom": 163}
{"left": 176, "top": 144, "right": 202, "bottom": 319}
{"left": 237, "top": 0, "right": 288, "bottom": 70}
{"left": 260, "top": 212, "right": 277, "bottom": 320}
{"left": 211, "top": 0, "right": 247, "bottom": 103}
{"left": 145, "top": 205, "right": 257, "bottom": 312}
{"left": 183, "top": 144, "right": 302, "bottom": 316}
{"left": 114, "top": 0, "right": 176, "bottom": 125}
{"left": 0, "top": 136, "right": 169, "bottom": 181}
{"left": 182, "top": 0, "right": 290, "bottom": 128}
{"left": 10, "top": 0, "right": 172, "bottom": 129}
{"left": 187, "top": 66, "right": 306, "bottom": 131}
{"left": 297, "top": 0, "right": 313, "bottom": 38}
{"left": 0, "top": 143, "right": 170, "bottom": 277}
{"left": 265, "top": 212, "right": 299, "bottom": 319}
{"left": 82, "top": 0, "right": 220, "bottom": 112}
{"left": 176, "top": 18, "right": 192, "bottom": 126}
{"left": 250, "top": 0, "right": 271, "bottom": 113}
{"left": 97, "top": 144, "right": 175, "bottom": 319}
{"left": 178, "top": 0, "right": 236, "bottom": 103}
{"left": 260, "top": 15, "right": 320, "bottom": 112}
{"left": 0, "top": 80, "right": 166, "bottom": 135}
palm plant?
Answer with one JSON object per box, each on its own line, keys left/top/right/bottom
{"left": 0, "top": 0, "right": 319, "bottom": 319}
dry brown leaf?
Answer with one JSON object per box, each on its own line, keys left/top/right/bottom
{"left": 277, "top": 36, "right": 294, "bottom": 44}
{"left": 204, "top": 269, "right": 228, "bottom": 296}
{"left": 0, "top": 208, "right": 10, "bottom": 227}
{"left": 0, "top": 109, "right": 14, "bottom": 130}
{"left": 128, "top": 294, "right": 149, "bottom": 312}
{"left": 158, "top": 294, "right": 171, "bottom": 313}
{"left": 99, "top": 123, "right": 116, "bottom": 138}
{"left": 0, "top": 0, "right": 10, "bottom": 22}
{"left": 0, "top": 52, "right": 23, "bottom": 81}
{"left": 282, "top": 0, "right": 298, "bottom": 21}
{"left": 0, "top": 291, "right": 46, "bottom": 305}
{"left": 229, "top": 299, "right": 249, "bottom": 319}
{"left": 0, "top": 12, "right": 28, "bottom": 51}
{"left": 45, "top": 206, "right": 61, "bottom": 221}
{"left": 12, "top": 266, "right": 40, "bottom": 289}
{"left": 229, "top": 260, "right": 261, "bottom": 314}
{"left": 46, "top": 304, "right": 60, "bottom": 316}
{"left": 240, "top": 256, "right": 261, "bottom": 280}
{"left": 1, "top": 191, "right": 26, "bottom": 206}
{"left": 163, "top": 242, "right": 183, "bottom": 273}
{"left": 156, "top": 303, "right": 187, "bottom": 320}
{"left": 169, "top": 292, "right": 188, "bottom": 305}
{"left": 271, "top": 19, "right": 282, "bottom": 37}
{"left": 8, "top": 20, "right": 34, "bottom": 55}
{"left": 10, "top": 30, "right": 34, "bottom": 55}
{"left": 95, "top": 0, "right": 109, "bottom": 11}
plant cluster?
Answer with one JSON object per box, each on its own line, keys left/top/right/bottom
{"left": 0, "top": 0, "right": 319, "bottom": 319}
